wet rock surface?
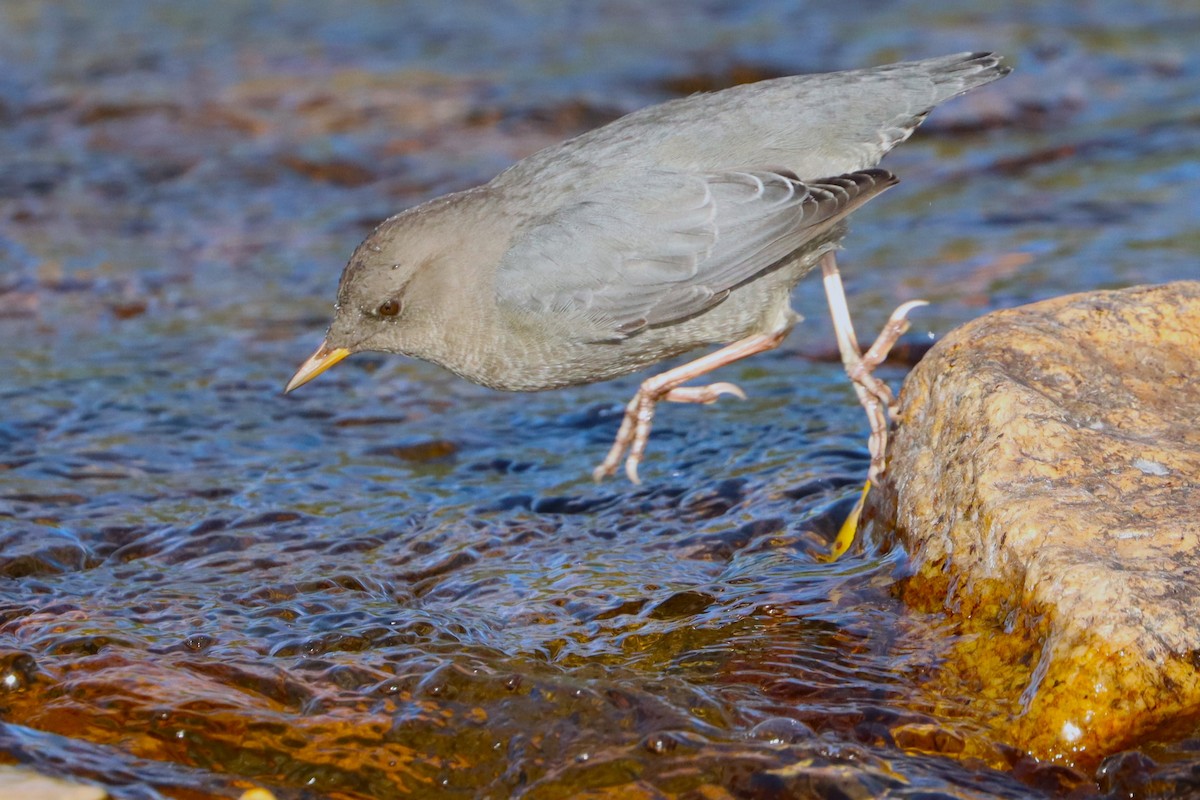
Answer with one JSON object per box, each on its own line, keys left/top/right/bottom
{"left": 874, "top": 282, "right": 1200, "bottom": 768}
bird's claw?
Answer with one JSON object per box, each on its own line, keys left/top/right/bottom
{"left": 663, "top": 382, "right": 746, "bottom": 404}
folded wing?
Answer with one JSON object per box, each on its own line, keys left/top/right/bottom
{"left": 496, "top": 168, "right": 897, "bottom": 341}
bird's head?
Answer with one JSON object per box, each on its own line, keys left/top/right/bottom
{"left": 285, "top": 205, "right": 454, "bottom": 393}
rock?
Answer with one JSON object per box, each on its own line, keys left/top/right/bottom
{"left": 869, "top": 281, "right": 1200, "bottom": 768}
{"left": 0, "top": 766, "right": 107, "bottom": 800}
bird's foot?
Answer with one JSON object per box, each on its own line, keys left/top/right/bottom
{"left": 849, "top": 299, "right": 926, "bottom": 484}
{"left": 851, "top": 300, "right": 927, "bottom": 413}
{"left": 593, "top": 380, "right": 746, "bottom": 484}
{"left": 819, "top": 251, "right": 927, "bottom": 486}
{"left": 826, "top": 299, "right": 920, "bottom": 561}
{"left": 823, "top": 481, "right": 871, "bottom": 562}
{"left": 590, "top": 330, "right": 784, "bottom": 484}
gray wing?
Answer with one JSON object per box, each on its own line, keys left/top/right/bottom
{"left": 495, "top": 168, "right": 896, "bottom": 341}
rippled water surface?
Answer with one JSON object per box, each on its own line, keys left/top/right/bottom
{"left": 1, "top": 1, "right": 1199, "bottom": 798}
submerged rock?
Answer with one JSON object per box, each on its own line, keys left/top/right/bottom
{"left": 870, "top": 281, "right": 1200, "bottom": 767}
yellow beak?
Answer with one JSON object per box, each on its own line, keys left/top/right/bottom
{"left": 285, "top": 341, "right": 352, "bottom": 392}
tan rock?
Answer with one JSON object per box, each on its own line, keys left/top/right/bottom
{"left": 0, "top": 766, "right": 107, "bottom": 800}
{"left": 869, "top": 281, "right": 1200, "bottom": 768}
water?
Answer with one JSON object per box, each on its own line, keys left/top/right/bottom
{"left": 1, "top": 1, "right": 1199, "bottom": 797}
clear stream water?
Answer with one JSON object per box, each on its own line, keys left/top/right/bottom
{"left": 0, "top": 1, "right": 1198, "bottom": 798}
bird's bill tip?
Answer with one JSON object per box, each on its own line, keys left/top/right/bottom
{"left": 285, "top": 342, "right": 352, "bottom": 393}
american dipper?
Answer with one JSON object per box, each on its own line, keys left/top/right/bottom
{"left": 287, "top": 52, "right": 1010, "bottom": 482}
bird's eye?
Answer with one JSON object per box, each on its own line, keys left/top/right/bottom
{"left": 377, "top": 299, "right": 401, "bottom": 317}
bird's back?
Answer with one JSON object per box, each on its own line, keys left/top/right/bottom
{"left": 494, "top": 52, "right": 1008, "bottom": 200}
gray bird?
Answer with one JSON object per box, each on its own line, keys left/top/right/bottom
{"left": 287, "top": 52, "right": 1010, "bottom": 482}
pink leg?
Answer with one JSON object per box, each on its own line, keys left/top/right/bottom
{"left": 594, "top": 328, "right": 789, "bottom": 484}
